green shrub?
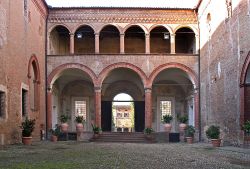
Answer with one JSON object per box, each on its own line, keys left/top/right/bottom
{"left": 144, "top": 127, "right": 153, "bottom": 134}
{"left": 162, "top": 114, "right": 173, "bottom": 123}
{"left": 185, "top": 125, "right": 195, "bottom": 137}
{"left": 206, "top": 125, "right": 220, "bottom": 139}
{"left": 243, "top": 120, "right": 250, "bottom": 134}
{"left": 20, "top": 117, "right": 36, "bottom": 137}
{"left": 178, "top": 115, "right": 188, "bottom": 124}
{"left": 60, "top": 114, "right": 69, "bottom": 123}
{"left": 75, "top": 116, "right": 85, "bottom": 123}
{"left": 49, "top": 124, "right": 60, "bottom": 136}
{"left": 91, "top": 124, "right": 101, "bottom": 134}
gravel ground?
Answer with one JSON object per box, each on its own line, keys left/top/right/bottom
{"left": 0, "top": 141, "right": 250, "bottom": 169}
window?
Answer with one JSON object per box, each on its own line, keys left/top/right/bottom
{"left": 75, "top": 101, "right": 86, "bottom": 121}
{"left": 160, "top": 101, "right": 171, "bottom": 119}
{"left": 124, "top": 113, "right": 129, "bottom": 118}
{"left": 0, "top": 91, "right": 5, "bottom": 118}
{"left": 22, "top": 89, "right": 28, "bottom": 117}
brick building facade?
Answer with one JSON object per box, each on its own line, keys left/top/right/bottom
{"left": 0, "top": 0, "right": 249, "bottom": 145}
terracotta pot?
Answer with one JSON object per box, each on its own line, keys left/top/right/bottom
{"left": 93, "top": 133, "right": 99, "bottom": 138}
{"left": 164, "top": 123, "right": 172, "bottom": 133}
{"left": 186, "top": 137, "right": 193, "bottom": 144}
{"left": 76, "top": 123, "right": 84, "bottom": 133}
{"left": 61, "top": 123, "right": 69, "bottom": 133}
{"left": 211, "top": 139, "right": 221, "bottom": 147}
{"left": 145, "top": 134, "right": 153, "bottom": 140}
{"left": 22, "top": 137, "right": 32, "bottom": 145}
{"left": 51, "top": 135, "right": 58, "bottom": 142}
{"left": 179, "top": 123, "right": 187, "bottom": 132}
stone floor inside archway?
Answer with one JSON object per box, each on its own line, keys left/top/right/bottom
{"left": 0, "top": 141, "right": 250, "bottom": 169}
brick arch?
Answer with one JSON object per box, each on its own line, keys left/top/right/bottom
{"left": 122, "top": 24, "right": 148, "bottom": 34}
{"left": 28, "top": 54, "right": 41, "bottom": 111}
{"left": 148, "top": 62, "right": 198, "bottom": 88}
{"left": 173, "top": 25, "right": 198, "bottom": 36}
{"left": 148, "top": 62, "right": 199, "bottom": 128}
{"left": 28, "top": 54, "right": 40, "bottom": 82}
{"left": 240, "top": 51, "right": 250, "bottom": 85}
{"left": 97, "top": 62, "right": 148, "bottom": 87}
{"left": 240, "top": 51, "right": 250, "bottom": 128}
{"left": 47, "top": 63, "right": 98, "bottom": 88}
{"left": 73, "top": 23, "right": 96, "bottom": 34}
{"left": 97, "top": 24, "right": 122, "bottom": 34}
{"left": 149, "top": 24, "right": 174, "bottom": 35}
{"left": 48, "top": 24, "right": 72, "bottom": 34}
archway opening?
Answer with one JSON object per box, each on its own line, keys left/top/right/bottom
{"left": 150, "top": 26, "right": 170, "bottom": 53}
{"left": 125, "top": 26, "right": 145, "bottom": 53}
{"left": 49, "top": 25, "right": 70, "bottom": 55}
{"left": 152, "top": 68, "right": 195, "bottom": 132}
{"left": 50, "top": 68, "right": 94, "bottom": 132}
{"left": 244, "top": 65, "right": 250, "bottom": 122}
{"left": 100, "top": 25, "right": 120, "bottom": 53}
{"left": 74, "top": 25, "right": 95, "bottom": 54}
{"left": 112, "top": 93, "right": 134, "bottom": 132}
{"left": 175, "top": 27, "right": 195, "bottom": 54}
{"left": 101, "top": 68, "right": 145, "bottom": 132}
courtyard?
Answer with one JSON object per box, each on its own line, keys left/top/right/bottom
{"left": 0, "top": 142, "right": 250, "bottom": 169}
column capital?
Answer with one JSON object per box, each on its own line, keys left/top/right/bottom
{"left": 69, "top": 33, "right": 74, "bottom": 36}
{"left": 170, "top": 33, "right": 176, "bottom": 37}
{"left": 145, "top": 33, "right": 150, "bottom": 37}
{"left": 120, "top": 33, "right": 125, "bottom": 36}
{"left": 95, "top": 33, "right": 99, "bottom": 36}
{"left": 144, "top": 87, "right": 152, "bottom": 92}
{"left": 94, "top": 86, "right": 102, "bottom": 92}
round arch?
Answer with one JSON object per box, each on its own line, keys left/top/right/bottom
{"left": 149, "top": 24, "right": 174, "bottom": 35}
{"left": 148, "top": 62, "right": 198, "bottom": 89}
{"left": 48, "top": 24, "right": 72, "bottom": 34}
{"left": 28, "top": 54, "right": 40, "bottom": 82}
{"left": 240, "top": 51, "right": 250, "bottom": 85}
{"left": 47, "top": 63, "right": 97, "bottom": 88}
{"left": 173, "top": 25, "right": 198, "bottom": 35}
{"left": 73, "top": 23, "right": 96, "bottom": 34}
{"left": 122, "top": 24, "right": 148, "bottom": 34}
{"left": 97, "top": 24, "right": 122, "bottom": 34}
{"left": 97, "top": 62, "right": 148, "bottom": 87}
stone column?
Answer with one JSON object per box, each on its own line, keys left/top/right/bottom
{"left": 70, "top": 33, "right": 74, "bottom": 55}
{"left": 94, "top": 87, "right": 101, "bottom": 127}
{"left": 120, "top": 33, "right": 125, "bottom": 54}
{"left": 145, "top": 88, "right": 152, "bottom": 128}
{"left": 145, "top": 33, "right": 150, "bottom": 54}
{"left": 95, "top": 33, "right": 100, "bottom": 54}
{"left": 195, "top": 34, "right": 200, "bottom": 54}
{"left": 46, "top": 89, "right": 52, "bottom": 130}
{"left": 170, "top": 34, "right": 176, "bottom": 54}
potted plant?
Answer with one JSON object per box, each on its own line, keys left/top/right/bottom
{"left": 162, "top": 114, "right": 173, "bottom": 133}
{"left": 243, "top": 120, "right": 250, "bottom": 141}
{"left": 144, "top": 127, "right": 154, "bottom": 140}
{"left": 185, "top": 125, "right": 195, "bottom": 144}
{"left": 92, "top": 124, "right": 101, "bottom": 138}
{"left": 178, "top": 114, "right": 188, "bottom": 132}
{"left": 49, "top": 124, "right": 60, "bottom": 142}
{"left": 20, "top": 117, "right": 36, "bottom": 145}
{"left": 206, "top": 125, "right": 221, "bottom": 147}
{"left": 75, "top": 116, "right": 85, "bottom": 132}
{"left": 60, "top": 114, "right": 69, "bottom": 133}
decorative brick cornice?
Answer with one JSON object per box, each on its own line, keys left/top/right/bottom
{"left": 48, "top": 9, "right": 197, "bottom": 24}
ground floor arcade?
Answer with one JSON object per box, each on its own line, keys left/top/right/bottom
{"left": 46, "top": 62, "right": 199, "bottom": 135}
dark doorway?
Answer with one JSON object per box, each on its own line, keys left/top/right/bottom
{"left": 245, "top": 85, "right": 250, "bottom": 122}
{"left": 101, "top": 101, "right": 112, "bottom": 131}
{"left": 134, "top": 101, "right": 145, "bottom": 132}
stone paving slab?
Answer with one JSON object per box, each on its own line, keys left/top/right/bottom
{"left": 0, "top": 141, "right": 249, "bottom": 169}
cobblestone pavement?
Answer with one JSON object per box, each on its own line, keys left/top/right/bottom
{"left": 0, "top": 142, "right": 250, "bottom": 169}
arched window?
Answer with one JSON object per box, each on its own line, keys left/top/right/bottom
{"left": 150, "top": 26, "right": 170, "bottom": 53}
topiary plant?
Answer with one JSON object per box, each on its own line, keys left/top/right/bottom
{"left": 185, "top": 125, "right": 195, "bottom": 137}
{"left": 60, "top": 114, "right": 69, "bottom": 123}
{"left": 144, "top": 127, "right": 154, "bottom": 135}
{"left": 178, "top": 115, "right": 188, "bottom": 124}
{"left": 243, "top": 120, "right": 250, "bottom": 134}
